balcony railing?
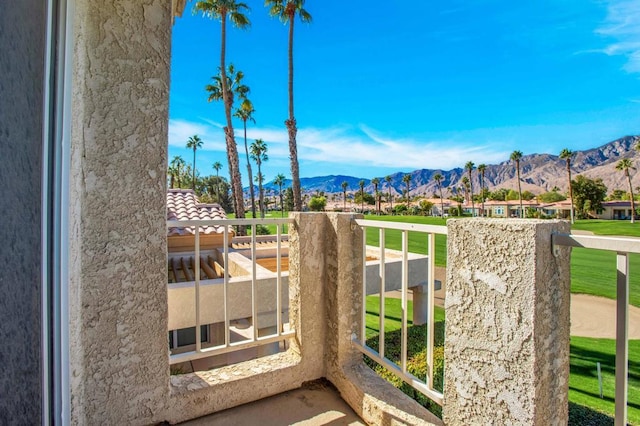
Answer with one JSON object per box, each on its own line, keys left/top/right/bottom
{"left": 166, "top": 218, "right": 293, "bottom": 365}
{"left": 352, "top": 219, "right": 447, "bottom": 406}
{"left": 552, "top": 232, "right": 640, "bottom": 426}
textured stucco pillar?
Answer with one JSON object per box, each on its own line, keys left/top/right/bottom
{"left": 0, "top": 0, "right": 46, "bottom": 422}
{"left": 443, "top": 219, "right": 571, "bottom": 425}
{"left": 68, "top": 1, "right": 171, "bottom": 423}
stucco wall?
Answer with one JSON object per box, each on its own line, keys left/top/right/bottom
{"left": 68, "top": 0, "right": 172, "bottom": 423}
{"left": 443, "top": 218, "right": 571, "bottom": 425}
{"left": 0, "top": 1, "right": 45, "bottom": 422}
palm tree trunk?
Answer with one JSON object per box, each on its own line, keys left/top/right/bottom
{"left": 469, "top": 173, "right": 474, "bottom": 217}
{"left": 439, "top": 185, "right": 444, "bottom": 218}
{"left": 287, "top": 13, "right": 302, "bottom": 211}
{"left": 258, "top": 163, "right": 264, "bottom": 219}
{"left": 567, "top": 161, "right": 574, "bottom": 224}
{"left": 192, "top": 148, "right": 197, "bottom": 190}
{"left": 516, "top": 162, "right": 523, "bottom": 218}
{"left": 243, "top": 120, "right": 256, "bottom": 218}
{"left": 628, "top": 172, "right": 636, "bottom": 224}
{"left": 481, "top": 172, "right": 485, "bottom": 217}
{"left": 215, "top": 170, "right": 220, "bottom": 202}
{"left": 220, "top": 11, "right": 245, "bottom": 226}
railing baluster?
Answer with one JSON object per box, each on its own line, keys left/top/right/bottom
{"left": 615, "top": 252, "right": 629, "bottom": 426}
{"left": 223, "top": 226, "right": 230, "bottom": 347}
{"left": 252, "top": 224, "right": 258, "bottom": 341}
{"left": 427, "top": 232, "right": 435, "bottom": 388}
{"left": 401, "top": 229, "right": 408, "bottom": 373}
{"left": 195, "top": 226, "right": 201, "bottom": 353}
{"left": 361, "top": 225, "right": 367, "bottom": 343}
{"left": 379, "top": 228, "right": 386, "bottom": 359}
{"left": 276, "top": 224, "right": 282, "bottom": 336}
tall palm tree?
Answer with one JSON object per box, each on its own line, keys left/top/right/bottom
{"left": 433, "top": 173, "right": 445, "bottom": 218}
{"left": 465, "top": 161, "right": 475, "bottom": 216}
{"left": 170, "top": 156, "right": 186, "bottom": 188}
{"left": 265, "top": 0, "right": 312, "bottom": 212}
{"left": 359, "top": 180, "right": 365, "bottom": 213}
{"left": 403, "top": 174, "right": 412, "bottom": 208}
{"left": 213, "top": 161, "right": 223, "bottom": 202}
{"left": 274, "top": 173, "right": 286, "bottom": 217}
{"left": 371, "top": 178, "right": 380, "bottom": 214}
{"left": 385, "top": 175, "right": 393, "bottom": 212}
{"left": 234, "top": 98, "right": 257, "bottom": 217}
{"left": 341, "top": 181, "right": 348, "bottom": 210}
{"left": 559, "top": 149, "right": 575, "bottom": 224}
{"left": 461, "top": 176, "right": 470, "bottom": 204}
{"left": 477, "top": 164, "right": 486, "bottom": 217}
{"left": 510, "top": 150, "right": 524, "bottom": 218}
{"left": 616, "top": 158, "right": 636, "bottom": 224}
{"left": 250, "top": 139, "right": 268, "bottom": 218}
{"left": 167, "top": 165, "right": 177, "bottom": 189}
{"left": 195, "top": 0, "right": 250, "bottom": 219}
{"left": 186, "top": 135, "right": 204, "bottom": 190}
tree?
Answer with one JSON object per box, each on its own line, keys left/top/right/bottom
{"left": 461, "top": 176, "right": 470, "bottom": 204}
{"left": 234, "top": 98, "right": 257, "bottom": 218}
{"left": 402, "top": 174, "right": 412, "bottom": 208}
{"left": 250, "top": 139, "right": 268, "bottom": 218}
{"left": 195, "top": 0, "right": 250, "bottom": 220}
{"left": 559, "top": 148, "right": 575, "bottom": 224}
{"left": 265, "top": 0, "right": 312, "bottom": 211}
{"left": 538, "top": 191, "right": 566, "bottom": 203}
{"left": 212, "top": 161, "right": 223, "bottom": 201}
{"left": 385, "top": 175, "right": 393, "bottom": 212}
{"left": 510, "top": 150, "right": 524, "bottom": 218}
{"left": 308, "top": 195, "right": 326, "bottom": 211}
{"left": 170, "top": 156, "right": 186, "bottom": 188}
{"left": 359, "top": 180, "right": 365, "bottom": 213}
{"left": 186, "top": 135, "right": 204, "bottom": 190}
{"left": 274, "top": 173, "right": 286, "bottom": 217}
{"left": 571, "top": 175, "right": 607, "bottom": 219}
{"left": 199, "top": 175, "right": 233, "bottom": 212}
{"left": 284, "top": 187, "right": 294, "bottom": 211}
{"left": 371, "top": 178, "right": 380, "bottom": 214}
{"left": 465, "top": 161, "right": 475, "bottom": 216}
{"left": 477, "top": 164, "right": 486, "bottom": 217}
{"left": 419, "top": 200, "right": 434, "bottom": 216}
{"left": 616, "top": 158, "right": 636, "bottom": 223}
{"left": 341, "top": 181, "right": 348, "bottom": 210}
{"left": 432, "top": 173, "right": 445, "bottom": 218}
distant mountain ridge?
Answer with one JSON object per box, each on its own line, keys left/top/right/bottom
{"left": 258, "top": 135, "right": 640, "bottom": 197}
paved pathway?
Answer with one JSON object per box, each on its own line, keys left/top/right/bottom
{"left": 571, "top": 294, "right": 640, "bottom": 339}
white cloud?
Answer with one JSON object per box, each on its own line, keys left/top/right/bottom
{"left": 595, "top": 0, "right": 640, "bottom": 73}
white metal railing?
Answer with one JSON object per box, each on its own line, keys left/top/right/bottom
{"left": 552, "top": 232, "right": 640, "bottom": 426}
{"left": 352, "top": 219, "right": 447, "bottom": 406}
{"left": 167, "top": 218, "right": 294, "bottom": 365}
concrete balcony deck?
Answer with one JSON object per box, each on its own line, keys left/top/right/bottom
{"left": 180, "top": 380, "right": 365, "bottom": 426}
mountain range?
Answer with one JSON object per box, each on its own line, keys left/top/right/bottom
{"left": 261, "top": 135, "right": 640, "bottom": 197}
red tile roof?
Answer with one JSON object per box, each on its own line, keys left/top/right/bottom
{"left": 167, "top": 189, "right": 230, "bottom": 236}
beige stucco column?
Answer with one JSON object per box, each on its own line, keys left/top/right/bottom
{"left": 443, "top": 219, "right": 571, "bottom": 425}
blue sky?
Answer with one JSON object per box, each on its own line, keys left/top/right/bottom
{"left": 170, "top": 0, "right": 640, "bottom": 185}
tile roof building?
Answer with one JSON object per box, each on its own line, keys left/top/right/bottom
{"left": 167, "top": 189, "right": 233, "bottom": 251}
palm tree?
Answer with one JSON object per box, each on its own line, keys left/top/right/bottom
{"left": 510, "top": 150, "right": 524, "bottom": 218}
{"left": 385, "top": 175, "right": 393, "bottom": 213}
{"left": 234, "top": 98, "right": 257, "bottom": 218}
{"left": 559, "top": 149, "right": 575, "bottom": 224}
{"left": 341, "top": 181, "right": 348, "bottom": 210}
{"left": 371, "top": 178, "right": 380, "bottom": 214}
{"left": 477, "top": 164, "right": 486, "bottom": 217}
{"left": 195, "top": 0, "right": 250, "bottom": 219}
{"left": 170, "top": 156, "right": 186, "bottom": 188}
{"left": 250, "top": 139, "right": 268, "bottom": 218}
{"left": 616, "top": 158, "right": 636, "bottom": 223}
{"left": 212, "top": 161, "right": 223, "bottom": 202}
{"left": 265, "top": 0, "right": 312, "bottom": 212}
{"left": 461, "top": 176, "right": 470, "bottom": 204}
{"left": 402, "top": 174, "right": 412, "bottom": 209}
{"left": 465, "top": 161, "right": 475, "bottom": 216}
{"left": 274, "top": 173, "right": 286, "bottom": 217}
{"left": 186, "top": 135, "right": 204, "bottom": 190}
{"left": 167, "top": 165, "right": 177, "bottom": 189}
{"left": 359, "top": 180, "right": 365, "bottom": 213}
{"left": 433, "top": 173, "right": 445, "bottom": 218}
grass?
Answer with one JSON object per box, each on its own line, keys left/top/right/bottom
{"left": 570, "top": 336, "right": 640, "bottom": 425}
{"left": 366, "top": 296, "right": 640, "bottom": 424}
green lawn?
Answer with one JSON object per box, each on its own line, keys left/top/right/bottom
{"left": 573, "top": 220, "right": 640, "bottom": 237}
{"left": 570, "top": 336, "right": 640, "bottom": 425}
{"left": 366, "top": 296, "right": 640, "bottom": 424}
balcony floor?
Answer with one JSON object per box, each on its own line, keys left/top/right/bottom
{"left": 179, "top": 379, "right": 365, "bottom": 425}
